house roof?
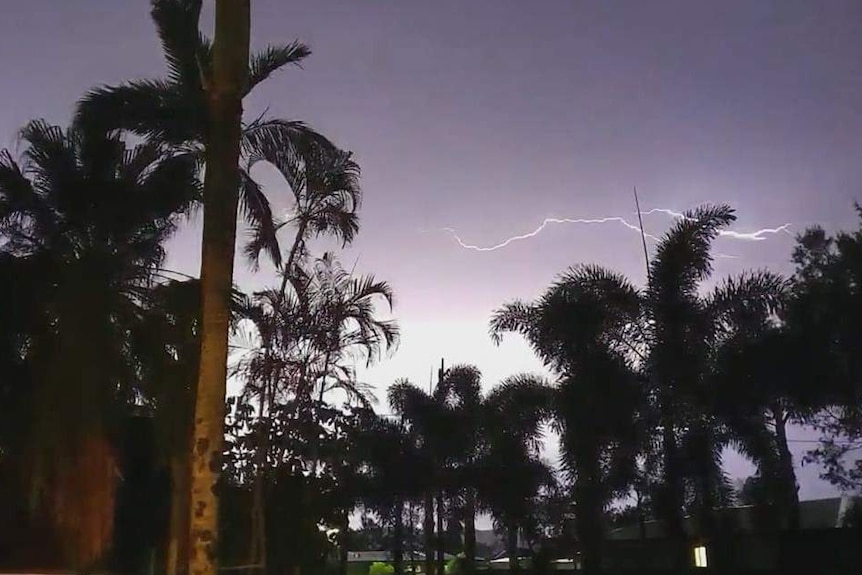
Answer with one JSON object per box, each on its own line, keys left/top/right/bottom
{"left": 607, "top": 496, "right": 861, "bottom": 540}
{"left": 347, "top": 551, "right": 391, "bottom": 563}
{"left": 346, "top": 551, "right": 456, "bottom": 563}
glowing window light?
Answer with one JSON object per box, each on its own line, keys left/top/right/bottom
{"left": 693, "top": 545, "right": 708, "bottom": 568}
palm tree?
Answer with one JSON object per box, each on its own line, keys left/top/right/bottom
{"left": 642, "top": 205, "right": 789, "bottom": 559}
{"left": 388, "top": 375, "right": 459, "bottom": 575}
{"left": 134, "top": 279, "right": 201, "bottom": 575}
{"left": 0, "top": 119, "right": 199, "bottom": 571}
{"left": 76, "top": 3, "right": 353, "bottom": 573}
{"left": 475, "top": 374, "right": 553, "bottom": 574}
{"left": 491, "top": 265, "right": 642, "bottom": 574}
{"left": 352, "top": 411, "right": 426, "bottom": 575}
{"left": 232, "top": 253, "right": 397, "bottom": 573}
{"left": 188, "top": 4, "right": 250, "bottom": 574}
{"left": 488, "top": 204, "right": 792, "bottom": 569}
{"left": 77, "top": 0, "right": 348, "bottom": 272}
{"left": 133, "top": 278, "right": 246, "bottom": 575}
{"left": 436, "top": 365, "right": 484, "bottom": 575}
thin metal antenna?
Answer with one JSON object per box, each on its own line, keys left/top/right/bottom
{"left": 633, "top": 186, "right": 651, "bottom": 281}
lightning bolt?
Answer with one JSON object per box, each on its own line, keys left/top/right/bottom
{"left": 641, "top": 208, "right": 794, "bottom": 241}
{"left": 442, "top": 208, "right": 792, "bottom": 253}
{"left": 443, "top": 217, "right": 659, "bottom": 252}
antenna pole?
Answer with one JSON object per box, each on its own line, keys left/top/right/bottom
{"left": 633, "top": 186, "right": 651, "bottom": 280}
{"left": 431, "top": 359, "right": 444, "bottom": 393}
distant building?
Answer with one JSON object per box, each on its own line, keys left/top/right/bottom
{"left": 608, "top": 496, "right": 861, "bottom": 540}
{"left": 604, "top": 496, "right": 862, "bottom": 571}
{"left": 345, "top": 550, "right": 457, "bottom": 575}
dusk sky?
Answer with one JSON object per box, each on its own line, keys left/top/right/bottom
{"left": 3, "top": 0, "right": 861, "bottom": 501}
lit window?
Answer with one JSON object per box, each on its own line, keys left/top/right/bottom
{"left": 693, "top": 545, "right": 708, "bottom": 568}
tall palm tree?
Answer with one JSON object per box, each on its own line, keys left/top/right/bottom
{"left": 474, "top": 374, "right": 553, "bottom": 575}
{"left": 352, "top": 411, "right": 426, "bottom": 575}
{"left": 77, "top": 0, "right": 348, "bottom": 271}
{"left": 76, "top": 3, "right": 352, "bottom": 574}
{"left": 639, "top": 205, "right": 736, "bottom": 564}
{"left": 0, "top": 119, "right": 199, "bottom": 571}
{"left": 491, "top": 265, "right": 642, "bottom": 574}
{"left": 133, "top": 278, "right": 246, "bottom": 575}
{"left": 436, "top": 365, "right": 484, "bottom": 575}
{"left": 642, "top": 205, "right": 788, "bottom": 560}
{"left": 388, "top": 376, "right": 458, "bottom": 575}
{"left": 188, "top": 4, "right": 250, "bottom": 574}
{"left": 489, "top": 204, "right": 791, "bottom": 569}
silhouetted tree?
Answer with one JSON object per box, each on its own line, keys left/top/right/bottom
{"left": 77, "top": 3, "right": 356, "bottom": 574}
{"left": 475, "top": 374, "right": 553, "bottom": 574}
{"left": 0, "top": 119, "right": 198, "bottom": 570}
{"left": 492, "top": 265, "right": 642, "bottom": 574}
{"left": 791, "top": 206, "right": 862, "bottom": 492}
{"left": 388, "top": 376, "right": 461, "bottom": 575}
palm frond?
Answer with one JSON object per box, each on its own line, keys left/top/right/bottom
{"left": 0, "top": 149, "right": 42, "bottom": 241}
{"left": 242, "top": 118, "right": 333, "bottom": 168}
{"left": 387, "top": 380, "right": 434, "bottom": 423}
{"left": 239, "top": 168, "right": 281, "bottom": 270}
{"left": 649, "top": 204, "right": 736, "bottom": 298}
{"left": 136, "top": 149, "right": 202, "bottom": 221}
{"left": 484, "top": 373, "right": 551, "bottom": 454}
{"left": 150, "top": 0, "right": 206, "bottom": 88}
{"left": 708, "top": 270, "right": 788, "bottom": 333}
{"left": 76, "top": 80, "right": 203, "bottom": 144}
{"left": 489, "top": 300, "right": 537, "bottom": 345}
{"left": 439, "top": 364, "right": 483, "bottom": 409}
{"left": 247, "top": 41, "right": 311, "bottom": 94}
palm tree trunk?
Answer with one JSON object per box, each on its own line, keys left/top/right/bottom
{"left": 188, "top": 4, "right": 250, "bottom": 575}
{"left": 435, "top": 491, "right": 445, "bottom": 575}
{"left": 167, "top": 453, "right": 191, "bottom": 575}
{"left": 407, "top": 502, "right": 417, "bottom": 575}
{"left": 699, "top": 469, "right": 716, "bottom": 539}
{"left": 337, "top": 508, "right": 349, "bottom": 575}
{"left": 771, "top": 404, "right": 800, "bottom": 529}
{"left": 506, "top": 525, "right": 519, "bottom": 575}
{"left": 463, "top": 488, "right": 476, "bottom": 575}
{"left": 393, "top": 498, "right": 405, "bottom": 575}
{"left": 635, "top": 486, "right": 647, "bottom": 540}
{"left": 248, "top": 374, "right": 270, "bottom": 573}
{"left": 423, "top": 493, "right": 434, "bottom": 575}
{"left": 278, "top": 220, "right": 309, "bottom": 299}
{"left": 574, "top": 444, "right": 602, "bottom": 575}
{"left": 660, "top": 403, "right": 688, "bottom": 569}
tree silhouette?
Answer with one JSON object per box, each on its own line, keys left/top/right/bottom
{"left": 0, "top": 119, "right": 198, "bottom": 570}
{"left": 492, "top": 265, "right": 641, "bottom": 574}
{"left": 76, "top": 3, "right": 355, "bottom": 573}
{"left": 792, "top": 206, "right": 862, "bottom": 492}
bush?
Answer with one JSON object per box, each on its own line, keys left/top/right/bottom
{"left": 445, "top": 553, "right": 466, "bottom": 575}
{"left": 369, "top": 561, "right": 394, "bottom": 575}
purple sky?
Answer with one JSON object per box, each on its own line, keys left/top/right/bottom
{"left": 3, "top": 0, "right": 861, "bottom": 502}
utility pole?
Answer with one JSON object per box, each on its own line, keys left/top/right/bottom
{"left": 435, "top": 358, "right": 445, "bottom": 575}
{"left": 633, "top": 186, "right": 651, "bottom": 278}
